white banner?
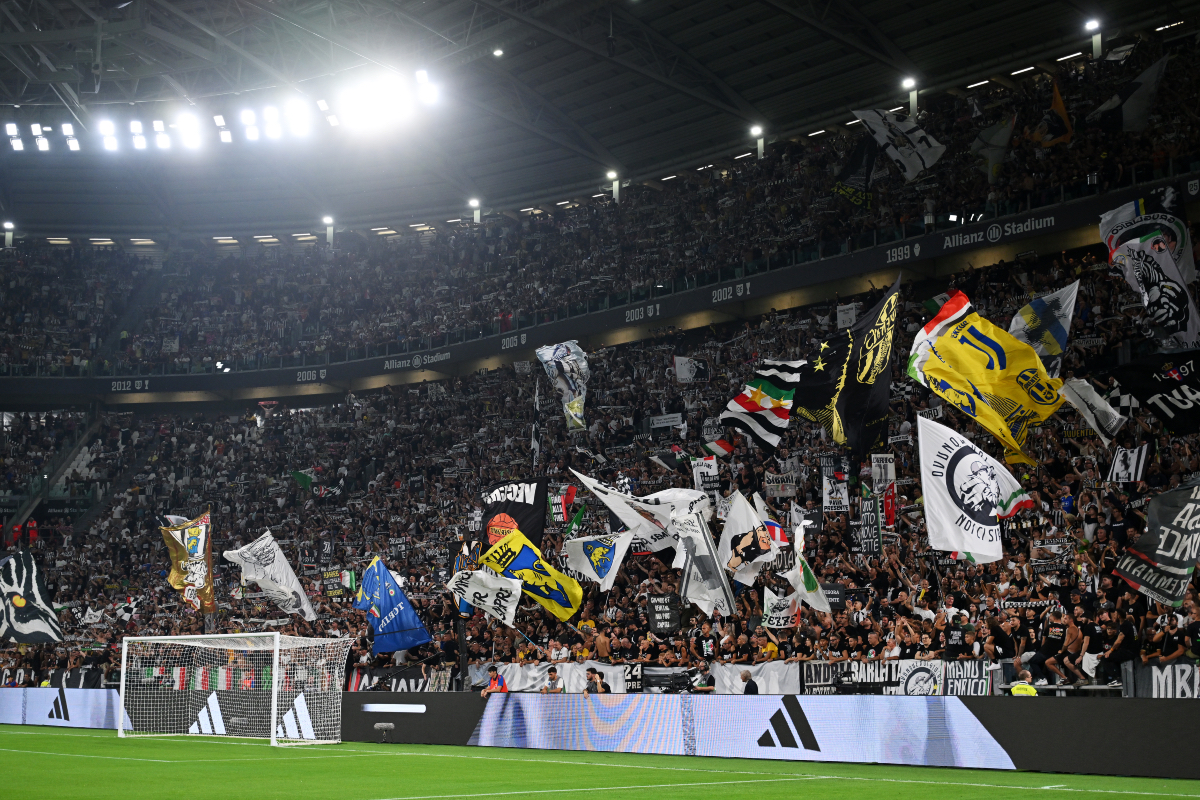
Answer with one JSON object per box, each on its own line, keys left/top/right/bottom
{"left": 764, "top": 471, "right": 796, "bottom": 498}
{"left": 709, "top": 661, "right": 801, "bottom": 695}
{"left": 870, "top": 453, "right": 895, "bottom": 485}
{"left": 822, "top": 475, "right": 848, "bottom": 512}
{"left": 673, "top": 356, "right": 710, "bottom": 383}
{"left": 446, "top": 570, "right": 522, "bottom": 626}
{"left": 223, "top": 530, "right": 316, "bottom": 621}
{"left": 468, "top": 660, "right": 626, "bottom": 694}
{"left": 0, "top": 688, "right": 131, "bottom": 729}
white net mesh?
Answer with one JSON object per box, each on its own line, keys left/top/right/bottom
{"left": 119, "top": 634, "right": 353, "bottom": 746}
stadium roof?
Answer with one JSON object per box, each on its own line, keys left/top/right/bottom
{"left": 0, "top": 0, "right": 1191, "bottom": 238}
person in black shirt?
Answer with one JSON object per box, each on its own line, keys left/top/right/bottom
{"left": 690, "top": 622, "right": 719, "bottom": 662}
{"left": 692, "top": 661, "right": 715, "bottom": 693}
{"left": 985, "top": 616, "right": 1017, "bottom": 669}
{"left": 1027, "top": 610, "right": 1069, "bottom": 685}
{"left": 741, "top": 670, "right": 759, "bottom": 694}
{"left": 1077, "top": 609, "right": 1107, "bottom": 683}
{"left": 1155, "top": 618, "right": 1187, "bottom": 665}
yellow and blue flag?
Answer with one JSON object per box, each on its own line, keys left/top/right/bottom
{"left": 480, "top": 530, "right": 583, "bottom": 622}
{"left": 353, "top": 556, "right": 432, "bottom": 654}
{"left": 908, "top": 290, "right": 1064, "bottom": 465}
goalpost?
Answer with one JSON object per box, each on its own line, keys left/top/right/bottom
{"left": 119, "top": 633, "right": 353, "bottom": 746}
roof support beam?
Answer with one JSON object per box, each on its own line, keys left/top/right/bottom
{"left": 756, "top": 0, "right": 918, "bottom": 77}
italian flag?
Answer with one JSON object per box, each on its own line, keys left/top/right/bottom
{"left": 171, "top": 667, "right": 187, "bottom": 690}
{"left": 217, "top": 666, "right": 235, "bottom": 690}
{"left": 292, "top": 469, "right": 316, "bottom": 489}
{"left": 189, "top": 667, "right": 212, "bottom": 691}
{"left": 340, "top": 570, "right": 356, "bottom": 591}
{"left": 143, "top": 666, "right": 166, "bottom": 683}
{"left": 563, "top": 505, "right": 586, "bottom": 538}
{"left": 703, "top": 439, "right": 733, "bottom": 457}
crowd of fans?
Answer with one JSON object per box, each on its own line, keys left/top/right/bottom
{"left": 2, "top": 33, "right": 1200, "bottom": 694}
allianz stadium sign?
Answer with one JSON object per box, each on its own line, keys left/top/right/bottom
{"left": 0, "top": 174, "right": 1194, "bottom": 404}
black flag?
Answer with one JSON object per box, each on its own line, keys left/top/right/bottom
{"left": 0, "top": 550, "right": 62, "bottom": 643}
{"left": 480, "top": 478, "right": 549, "bottom": 549}
{"left": 1110, "top": 350, "right": 1200, "bottom": 434}
{"left": 790, "top": 277, "right": 901, "bottom": 456}
{"left": 831, "top": 136, "right": 878, "bottom": 209}
{"left": 1114, "top": 484, "right": 1200, "bottom": 607}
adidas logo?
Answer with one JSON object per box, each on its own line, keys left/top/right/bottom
{"left": 47, "top": 687, "right": 69, "bottom": 721}
{"left": 188, "top": 692, "right": 227, "bottom": 735}
{"left": 755, "top": 695, "right": 820, "bottom": 751}
{"left": 275, "top": 692, "right": 317, "bottom": 741}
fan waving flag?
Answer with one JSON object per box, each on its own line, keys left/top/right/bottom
{"left": 908, "top": 290, "right": 1064, "bottom": 464}
{"left": 354, "top": 557, "right": 432, "bottom": 655}
{"left": 160, "top": 512, "right": 216, "bottom": 614}
{"left": 719, "top": 360, "right": 802, "bottom": 453}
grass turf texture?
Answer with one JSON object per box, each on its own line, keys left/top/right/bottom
{"left": 3, "top": 724, "right": 1198, "bottom": 800}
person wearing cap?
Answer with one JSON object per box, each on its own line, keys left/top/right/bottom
{"left": 1010, "top": 669, "right": 1038, "bottom": 696}
{"left": 541, "top": 665, "right": 562, "bottom": 694}
{"left": 481, "top": 665, "right": 507, "bottom": 697}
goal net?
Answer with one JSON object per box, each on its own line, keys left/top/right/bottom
{"left": 119, "top": 633, "right": 353, "bottom": 746}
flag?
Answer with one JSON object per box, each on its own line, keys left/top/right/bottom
{"left": 340, "top": 570, "right": 356, "bottom": 591}
{"left": 822, "top": 474, "right": 848, "bottom": 512}
{"left": 563, "top": 506, "right": 586, "bottom": 538}
{"left": 353, "top": 556, "right": 432, "bottom": 654}
{"left": 445, "top": 569, "right": 522, "bottom": 626}
{"left": 0, "top": 550, "right": 62, "bottom": 643}
{"left": 1110, "top": 231, "right": 1200, "bottom": 349}
{"left": 1008, "top": 281, "right": 1078, "bottom": 378}
{"left": 719, "top": 360, "right": 801, "bottom": 453}
{"left": 548, "top": 486, "right": 577, "bottom": 523}
{"left": 831, "top": 135, "right": 878, "bottom": 209}
{"left": 917, "top": 416, "right": 1032, "bottom": 563}
{"left": 782, "top": 548, "right": 830, "bottom": 613}
{"left": 907, "top": 290, "right": 1064, "bottom": 464}
{"left": 223, "top": 531, "right": 317, "bottom": 621}
{"left": 1101, "top": 183, "right": 1195, "bottom": 285}
{"left": 1107, "top": 444, "right": 1148, "bottom": 483}
{"left": 762, "top": 587, "right": 799, "bottom": 629}
{"left": 480, "top": 478, "right": 549, "bottom": 548}
{"left": 480, "top": 529, "right": 583, "bottom": 622}
{"left": 651, "top": 451, "right": 691, "bottom": 474}
{"left": 691, "top": 455, "right": 720, "bottom": 501}
{"left": 1058, "top": 379, "right": 1128, "bottom": 447}
{"left": 571, "top": 468, "right": 709, "bottom": 552}
{"left": 161, "top": 512, "right": 216, "bottom": 614}
{"left": 790, "top": 277, "right": 900, "bottom": 455}
{"left": 1104, "top": 43, "right": 1136, "bottom": 62}
{"left": 1031, "top": 81, "right": 1073, "bottom": 147}
{"left": 451, "top": 539, "right": 483, "bottom": 617}
{"left": 291, "top": 469, "right": 315, "bottom": 490}
{"left": 531, "top": 379, "right": 542, "bottom": 469}
{"left": 703, "top": 439, "right": 733, "bottom": 457}
{"left": 858, "top": 496, "right": 883, "bottom": 556}
{"left": 718, "top": 492, "right": 778, "bottom": 585}
{"left": 673, "top": 356, "right": 710, "bottom": 383}
{"left": 671, "top": 511, "right": 735, "bottom": 617}
{"left": 1110, "top": 350, "right": 1200, "bottom": 433}
{"left": 563, "top": 531, "right": 634, "bottom": 592}
{"left": 1113, "top": 484, "right": 1200, "bottom": 607}
{"left": 852, "top": 109, "right": 946, "bottom": 181}
{"left": 536, "top": 340, "right": 590, "bottom": 430}
{"left": 970, "top": 113, "right": 1016, "bottom": 184}
{"left": 1087, "top": 55, "right": 1168, "bottom": 132}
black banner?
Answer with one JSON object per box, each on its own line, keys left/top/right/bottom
{"left": 942, "top": 659, "right": 992, "bottom": 696}
{"left": 340, "top": 692, "right": 486, "bottom": 745}
{"left": 480, "top": 478, "right": 549, "bottom": 549}
{"left": 1114, "top": 484, "right": 1200, "bottom": 606}
{"left": 1111, "top": 351, "right": 1200, "bottom": 434}
{"left": 820, "top": 583, "right": 846, "bottom": 610}
{"left": 857, "top": 497, "right": 882, "bottom": 555}
{"left": 648, "top": 594, "right": 681, "bottom": 635}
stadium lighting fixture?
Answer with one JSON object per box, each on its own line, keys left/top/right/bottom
{"left": 661, "top": 175, "right": 676, "bottom": 180}
{"left": 156, "top": 133, "right": 170, "bottom": 149}
{"left": 493, "top": 48, "right": 503, "bottom": 57}
{"left": 606, "top": 170, "right": 617, "bottom": 179}
{"left": 285, "top": 99, "right": 311, "bottom": 136}
{"left": 889, "top": 106, "right": 905, "bottom": 112}
{"left": 316, "top": 99, "right": 329, "bottom": 111}
{"left": 3, "top": 222, "right": 12, "bottom": 229}
{"left": 1157, "top": 21, "right": 1184, "bottom": 31}
{"left": 245, "top": 126, "right": 260, "bottom": 141}
{"left": 468, "top": 199, "right": 479, "bottom": 208}
{"left": 1085, "top": 19, "right": 1099, "bottom": 30}
{"left": 967, "top": 80, "right": 989, "bottom": 88}
{"left": 749, "top": 125, "right": 762, "bottom": 137}
{"left": 153, "top": 120, "right": 165, "bottom": 132}
{"left": 446, "top": 218, "right": 462, "bottom": 223}
{"left": 415, "top": 69, "right": 438, "bottom": 104}
{"left": 98, "top": 120, "right": 115, "bottom": 136}
{"left": 213, "top": 115, "right": 226, "bottom": 127}
{"left": 30, "top": 124, "right": 41, "bottom": 135}
{"left": 1011, "top": 66, "right": 1035, "bottom": 75}
{"left": 9, "top": 138, "right": 22, "bottom": 151}
{"left": 130, "top": 120, "right": 143, "bottom": 134}
{"left": 35, "top": 137, "right": 48, "bottom": 151}
{"left": 178, "top": 114, "right": 201, "bottom": 148}
{"left": 593, "top": 193, "right": 605, "bottom": 197}
{"left": 408, "top": 223, "right": 425, "bottom": 227}
{"left": 1057, "top": 52, "right": 1083, "bottom": 61}
{"left": 808, "top": 130, "right": 825, "bottom": 136}
{"left": 103, "top": 136, "right": 117, "bottom": 151}
{"left": 263, "top": 106, "right": 282, "bottom": 139}
{"left": 241, "top": 110, "right": 256, "bottom": 125}
{"left": 219, "top": 130, "right": 233, "bottom": 143}
{"left": 326, "top": 115, "right": 340, "bottom": 127}
{"left": 133, "top": 135, "right": 147, "bottom": 149}
{"left": 62, "top": 124, "right": 74, "bottom": 136}
{"left": 67, "top": 138, "right": 80, "bottom": 151}
{"left": 949, "top": 214, "right": 958, "bottom": 222}
{"left": 322, "top": 216, "right": 334, "bottom": 224}
{"left": 846, "top": 119, "right": 861, "bottom": 125}
{"left": 3, "top": 124, "right": 15, "bottom": 136}
{"left": 338, "top": 72, "right": 414, "bottom": 133}
{"left": 901, "top": 77, "right": 916, "bottom": 89}
{"left": 520, "top": 208, "right": 535, "bottom": 212}
{"left": 735, "top": 152, "right": 752, "bottom": 159}
{"left": 556, "top": 201, "right": 569, "bottom": 205}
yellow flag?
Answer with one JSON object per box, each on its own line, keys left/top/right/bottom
{"left": 160, "top": 512, "right": 216, "bottom": 614}
{"left": 480, "top": 529, "right": 583, "bottom": 622}
{"left": 908, "top": 291, "right": 1063, "bottom": 464}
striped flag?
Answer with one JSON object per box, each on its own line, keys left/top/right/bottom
{"left": 702, "top": 439, "right": 733, "bottom": 457}
{"left": 218, "top": 666, "right": 235, "bottom": 690}
{"left": 189, "top": 667, "right": 212, "bottom": 691}
{"left": 171, "top": 667, "right": 187, "bottom": 691}
{"left": 718, "top": 360, "right": 803, "bottom": 453}
{"left": 1108, "top": 444, "right": 1148, "bottom": 483}
{"left": 548, "top": 486, "right": 578, "bottom": 522}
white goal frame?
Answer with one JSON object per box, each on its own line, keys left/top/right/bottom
{"left": 119, "top": 632, "right": 349, "bottom": 746}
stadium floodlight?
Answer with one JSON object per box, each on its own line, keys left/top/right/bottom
{"left": 98, "top": 120, "right": 115, "bottom": 136}
{"left": 178, "top": 114, "right": 201, "bottom": 148}
{"left": 241, "top": 109, "right": 256, "bottom": 125}
{"left": 808, "top": 130, "right": 825, "bottom": 136}
{"left": 133, "top": 135, "right": 147, "bottom": 149}
{"left": 968, "top": 80, "right": 989, "bottom": 88}
{"left": 493, "top": 48, "right": 503, "bottom": 57}
{"left": 219, "top": 130, "right": 233, "bottom": 143}
{"left": 606, "top": 170, "right": 617, "bottom": 179}
{"left": 30, "top": 124, "right": 41, "bottom": 135}
{"left": 322, "top": 216, "right": 334, "bottom": 224}
{"left": 62, "top": 123, "right": 74, "bottom": 136}
{"left": 415, "top": 69, "right": 438, "bottom": 104}
{"left": 901, "top": 77, "right": 916, "bottom": 89}
{"left": 35, "top": 137, "right": 48, "bottom": 151}
{"left": 153, "top": 120, "right": 165, "bottom": 132}
{"left": 285, "top": 99, "right": 311, "bottom": 136}
{"left": 4, "top": 124, "right": 15, "bottom": 136}
{"left": 118, "top": 633, "right": 353, "bottom": 746}
{"left": 2, "top": 222, "right": 11, "bottom": 229}
{"left": 156, "top": 133, "right": 170, "bottom": 149}
{"left": 246, "top": 126, "right": 260, "bottom": 141}
{"left": 468, "top": 198, "right": 479, "bottom": 208}
{"left": 67, "top": 138, "right": 80, "bottom": 151}
{"left": 1057, "top": 52, "right": 1083, "bottom": 61}
{"left": 338, "top": 72, "right": 413, "bottom": 133}
{"left": 265, "top": 122, "right": 282, "bottom": 139}
{"left": 326, "top": 115, "right": 340, "bottom": 127}
{"left": 735, "top": 152, "right": 752, "bottom": 159}
{"left": 130, "top": 120, "right": 143, "bottom": 134}
{"left": 213, "top": 115, "right": 226, "bottom": 127}
{"left": 1085, "top": 19, "right": 1099, "bottom": 30}
{"left": 750, "top": 125, "right": 762, "bottom": 137}
{"left": 9, "top": 138, "right": 22, "bottom": 151}
{"left": 103, "top": 136, "right": 118, "bottom": 151}
{"left": 1012, "top": 66, "right": 1035, "bottom": 75}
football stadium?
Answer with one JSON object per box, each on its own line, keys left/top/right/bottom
{"left": 0, "top": 0, "right": 1199, "bottom": 797}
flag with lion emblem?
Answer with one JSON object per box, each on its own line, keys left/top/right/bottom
{"left": 563, "top": 531, "right": 634, "bottom": 592}
{"left": 918, "top": 416, "right": 1032, "bottom": 563}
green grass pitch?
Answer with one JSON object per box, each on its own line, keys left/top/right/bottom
{"left": 4, "top": 724, "right": 1198, "bottom": 800}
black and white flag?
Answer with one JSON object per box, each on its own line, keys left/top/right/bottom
{"left": 223, "top": 531, "right": 317, "bottom": 621}
{"left": 1087, "top": 55, "right": 1168, "bottom": 132}
{"left": 0, "top": 550, "right": 62, "bottom": 643}
{"left": 673, "top": 356, "right": 710, "bottom": 383}
{"left": 1114, "top": 483, "right": 1200, "bottom": 607}
{"left": 446, "top": 569, "right": 522, "bottom": 627}
{"left": 1107, "top": 444, "right": 1148, "bottom": 483}
{"left": 1058, "top": 378, "right": 1128, "bottom": 447}
{"left": 672, "top": 512, "right": 735, "bottom": 617}
{"left": 853, "top": 109, "right": 946, "bottom": 181}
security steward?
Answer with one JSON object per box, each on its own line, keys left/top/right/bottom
{"left": 1009, "top": 669, "right": 1039, "bottom": 696}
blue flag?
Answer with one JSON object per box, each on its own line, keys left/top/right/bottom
{"left": 353, "top": 557, "right": 432, "bottom": 654}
